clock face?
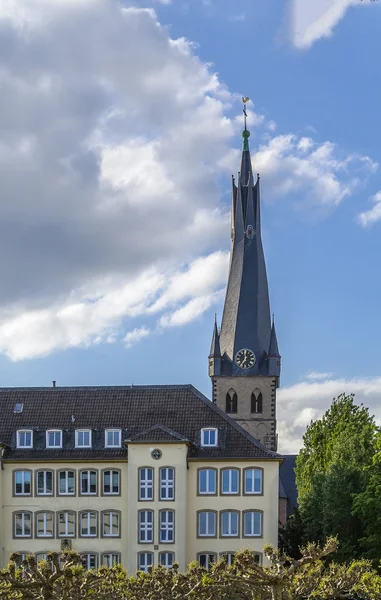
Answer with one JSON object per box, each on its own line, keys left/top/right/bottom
{"left": 235, "top": 348, "right": 256, "bottom": 370}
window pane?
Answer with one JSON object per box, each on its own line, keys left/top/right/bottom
{"left": 139, "top": 468, "right": 153, "bottom": 500}
{"left": 160, "top": 553, "right": 174, "bottom": 567}
{"left": 245, "top": 469, "right": 262, "bottom": 494}
{"left": 244, "top": 511, "right": 262, "bottom": 536}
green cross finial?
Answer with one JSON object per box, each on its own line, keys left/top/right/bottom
{"left": 242, "top": 96, "right": 250, "bottom": 150}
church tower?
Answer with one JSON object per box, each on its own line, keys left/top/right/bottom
{"left": 209, "top": 101, "right": 281, "bottom": 451}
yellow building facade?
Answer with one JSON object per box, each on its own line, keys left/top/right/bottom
{"left": 0, "top": 385, "right": 281, "bottom": 572}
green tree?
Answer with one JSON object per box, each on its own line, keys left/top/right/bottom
{"left": 353, "top": 431, "right": 381, "bottom": 564}
{"left": 0, "top": 540, "right": 378, "bottom": 600}
{"left": 296, "top": 393, "right": 378, "bottom": 561}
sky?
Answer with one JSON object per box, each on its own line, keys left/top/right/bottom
{"left": 0, "top": 0, "right": 380, "bottom": 453}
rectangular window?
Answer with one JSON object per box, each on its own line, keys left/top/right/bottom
{"left": 14, "top": 512, "right": 32, "bottom": 537}
{"left": 198, "top": 553, "right": 216, "bottom": 570}
{"left": 103, "top": 470, "right": 120, "bottom": 495}
{"left": 198, "top": 511, "right": 216, "bottom": 537}
{"left": 139, "top": 510, "right": 153, "bottom": 543}
{"left": 36, "top": 553, "right": 47, "bottom": 563}
{"left": 222, "top": 552, "right": 235, "bottom": 566}
{"left": 221, "top": 469, "right": 239, "bottom": 494}
{"left": 198, "top": 469, "right": 216, "bottom": 495}
{"left": 17, "top": 430, "right": 33, "bottom": 449}
{"left": 75, "top": 430, "right": 91, "bottom": 448}
{"left": 102, "top": 553, "right": 121, "bottom": 567}
{"left": 80, "top": 512, "right": 98, "bottom": 537}
{"left": 57, "top": 511, "right": 76, "bottom": 537}
{"left": 243, "top": 511, "right": 262, "bottom": 537}
{"left": 81, "top": 554, "right": 98, "bottom": 570}
{"left": 36, "top": 512, "right": 54, "bottom": 537}
{"left": 201, "top": 428, "right": 218, "bottom": 447}
{"left": 102, "top": 512, "right": 120, "bottom": 537}
{"left": 139, "top": 468, "right": 153, "bottom": 500}
{"left": 46, "top": 430, "right": 62, "bottom": 448}
{"left": 160, "top": 510, "right": 174, "bottom": 543}
{"left": 80, "top": 470, "right": 97, "bottom": 495}
{"left": 138, "top": 552, "right": 153, "bottom": 572}
{"left": 58, "top": 471, "right": 75, "bottom": 495}
{"left": 160, "top": 468, "right": 174, "bottom": 500}
{"left": 159, "top": 552, "right": 174, "bottom": 568}
{"left": 105, "top": 429, "right": 121, "bottom": 448}
{"left": 14, "top": 471, "right": 31, "bottom": 495}
{"left": 244, "top": 469, "right": 262, "bottom": 494}
{"left": 221, "top": 511, "right": 239, "bottom": 537}
{"left": 36, "top": 471, "right": 53, "bottom": 495}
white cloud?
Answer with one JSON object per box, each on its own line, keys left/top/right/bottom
{"left": 0, "top": 0, "right": 377, "bottom": 361}
{"left": 253, "top": 135, "right": 377, "bottom": 209}
{"left": 278, "top": 374, "right": 381, "bottom": 454}
{"left": 290, "top": 0, "right": 363, "bottom": 50}
{"left": 124, "top": 326, "right": 151, "bottom": 348}
{"left": 357, "top": 191, "right": 381, "bottom": 227}
{"left": 306, "top": 371, "right": 334, "bottom": 380}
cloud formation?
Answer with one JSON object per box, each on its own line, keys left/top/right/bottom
{"left": 357, "top": 191, "right": 381, "bottom": 227}
{"left": 0, "top": 0, "right": 377, "bottom": 360}
{"left": 290, "top": 0, "right": 361, "bottom": 49}
{"left": 278, "top": 374, "right": 381, "bottom": 453}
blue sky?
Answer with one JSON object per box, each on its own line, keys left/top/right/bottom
{"left": 0, "top": 0, "right": 380, "bottom": 452}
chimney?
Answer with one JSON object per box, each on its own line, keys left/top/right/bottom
{"left": 52, "top": 380, "right": 56, "bottom": 388}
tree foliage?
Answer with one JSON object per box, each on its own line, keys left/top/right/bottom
{"left": 295, "top": 393, "right": 378, "bottom": 561}
{"left": 1, "top": 540, "right": 381, "bottom": 600}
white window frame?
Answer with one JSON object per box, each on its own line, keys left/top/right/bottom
{"left": 46, "top": 429, "right": 62, "bottom": 448}
{"left": 35, "top": 553, "right": 47, "bottom": 563}
{"left": 138, "top": 552, "right": 153, "bottom": 572}
{"left": 101, "top": 553, "right": 121, "bottom": 567}
{"left": 36, "top": 470, "right": 53, "bottom": 495}
{"left": 198, "top": 511, "right": 216, "bottom": 537}
{"left": 58, "top": 470, "right": 75, "bottom": 495}
{"left": 105, "top": 429, "right": 121, "bottom": 448}
{"left": 81, "top": 553, "right": 98, "bottom": 570}
{"left": 198, "top": 469, "right": 217, "bottom": 495}
{"left": 139, "top": 510, "right": 153, "bottom": 543}
{"left": 139, "top": 468, "right": 153, "bottom": 500}
{"left": 102, "top": 470, "right": 120, "bottom": 495}
{"left": 16, "top": 430, "right": 33, "bottom": 449}
{"left": 159, "top": 552, "right": 174, "bottom": 568}
{"left": 36, "top": 512, "right": 54, "bottom": 538}
{"left": 221, "top": 469, "right": 239, "bottom": 494}
{"left": 102, "top": 511, "right": 120, "bottom": 537}
{"left": 221, "top": 511, "right": 239, "bottom": 537}
{"left": 80, "top": 470, "right": 97, "bottom": 495}
{"left": 221, "top": 552, "right": 235, "bottom": 566}
{"left": 159, "top": 510, "right": 174, "bottom": 543}
{"left": 14, "top": 470, "right": 32, "bottom": 496}
{"left": 75, "top": 429, "right": 92, "bottom": 448}
{"left": 79, "top": 512, "right": 98, "bottom": 537}
{"left": 198, "top": 553, "right": 216, "bottom": 570}
{"left": 244, "top": 468, "right": 263, "bottom": 495}
{"left": 57, "top": 511, "right": 76, "bottom": 538}
{"left": 243, "top": 511, "right": 262, "bottom": 537}
{"left": 160, "top": 467, "right": 174, "bottom": 500}
{"left": 201, "top": 428, "right": 218, "bottom": 447}
{"left": 14, "top": 512, "right": 32, "bottom": 538}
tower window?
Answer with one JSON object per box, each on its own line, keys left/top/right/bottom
{"left": 251, "top": 391, "right": 263, "bottom": 414}
{"left": 225, "top": 389, "right": 237, "bottom": 414}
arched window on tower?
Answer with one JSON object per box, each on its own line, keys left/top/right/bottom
{"left": 251, "top": 390, "right": 263, "bottom": 414}
{"left": 226, "top": 389, "right": 238, "bottom": 414}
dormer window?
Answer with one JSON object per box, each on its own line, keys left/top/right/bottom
{"left": 105, "top": 429, "right": 121, "bottom": 448}
{"left": 17, "top": 430, "right": 33, "bottom": 449}
{"left": 201, "top": 428, "right": 218, "bottom": 447}
{"left": 46, "top": 430, "right": 62, "bottom": 448}
{"left": 75, "top": 430, "right": 92, "bottom": 448}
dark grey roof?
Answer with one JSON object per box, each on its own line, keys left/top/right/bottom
{"left": 218, "top": 132, "right": 278, "bottom": 377}
{"left": 0, "top": 385, "right": 281, "bottom": 461}
{"left": 209, "top": 318, "right": 221, "bottom": 358}
{"left": 127, "top": 424, "right": 188, "bottom": 443}
{"left": 269, "top": 321, "right": 280, "bottom": 357}
{"left": 279, "top": 454, "right": 298, "bottom": 516}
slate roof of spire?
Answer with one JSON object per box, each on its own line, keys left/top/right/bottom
{"left": 269, "top": 320, "right": 280, "bottom": 357}
{"left": 0, "top": 385, "right": 281, "bottom": 461}
{"left": 217, "top": 127, "right": 275, "bottom": 376}
{"left": 209, "top": 318, "right": 221, "bottom": 357}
